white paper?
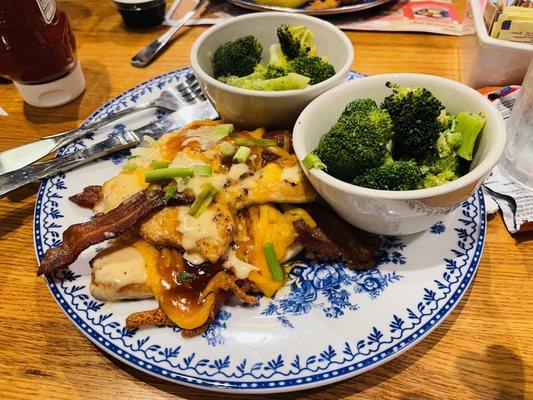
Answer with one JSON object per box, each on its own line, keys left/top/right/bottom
{"left": 484, "top": 165, "right": 533, "bottom": 233}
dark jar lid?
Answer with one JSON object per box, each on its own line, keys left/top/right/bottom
{"left": 113, "top": 0, "right": 166, "bottom": 11}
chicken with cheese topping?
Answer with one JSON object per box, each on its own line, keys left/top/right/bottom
{"left": 39, "top": 119, "right": 379, "bottom": 337}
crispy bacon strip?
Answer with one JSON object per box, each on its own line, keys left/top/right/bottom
{"left": 261, "top": 150, "right": 280, "bottom": 167}
{"left": 167, "top": 193, "right": 195, "bottom": 206}
{"left": 263, "top": 130, "right": 293, "bottom": 153}
{"left": 125, "top": 308, "right": 173, "bottom": 329}
{"left": 37, "top": 189, "right": 167, "bottom": 276}
{"left": 69, "top": 185, "right": 101, "bottom": 208}
{"left": 294, "top": 220, "right": 342, "bottom": 258}
{"left": 296, "top": 203, "right": 380, "bottom": 270}
{"left": 125, "top": 280, "right": 257, "bottom": 337}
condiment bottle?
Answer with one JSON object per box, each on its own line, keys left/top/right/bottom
{"left": 0, "top": 0, "right": 85, "bottom": 108}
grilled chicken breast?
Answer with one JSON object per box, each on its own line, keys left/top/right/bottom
{"left": 140, "top": 201, "right": 235, "bottom": 265}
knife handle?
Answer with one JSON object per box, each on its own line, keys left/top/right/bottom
{"left": 0, "top": 130, "right": 141, "bottom": 197}
{"left": 0, "top": 103, "right": 158, "bottom": 174}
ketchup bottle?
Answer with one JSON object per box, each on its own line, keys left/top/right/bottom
{"left": 0, "top": 0, "right": 85, "bottom": 107}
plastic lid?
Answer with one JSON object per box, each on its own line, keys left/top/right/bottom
{"left": 13, "top": 62, "right": 86, "bottom": 108}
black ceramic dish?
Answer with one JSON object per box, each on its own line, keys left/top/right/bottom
{"left": 113, "top": 0, "right": 167, "bottom": 29}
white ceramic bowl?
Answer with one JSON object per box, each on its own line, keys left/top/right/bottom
{"left": 293, "top": 73, "right": 506, "bottom": 235}
{"left": 459, "top": 0, "right": 532, "bottom": 88}
{"left": 190, "top": 12, "right": 354, "bottom": 129}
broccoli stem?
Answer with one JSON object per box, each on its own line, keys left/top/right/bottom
{"left": 302, "top": 152, "right": 326, "bottom": 170}
{"left": 455, "top": 112, "right": 485, "bottom": 161}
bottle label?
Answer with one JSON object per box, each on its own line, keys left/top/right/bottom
{"left": 35, "top": 0, "right": 56, "bottom": 24}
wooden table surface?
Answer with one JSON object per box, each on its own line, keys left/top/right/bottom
{"left": 0, "top": 1, "right": 531, "bottom": 399}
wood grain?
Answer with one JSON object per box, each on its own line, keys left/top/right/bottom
{"left": 0, "top": 1, "right": 531, "bottom": 399}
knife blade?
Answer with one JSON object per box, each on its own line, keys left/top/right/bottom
{"left": 0, "top": 101, "right": 217, "bottom": 197}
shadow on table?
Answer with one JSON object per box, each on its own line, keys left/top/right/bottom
{"left": 22, "top": 60, "right": 111, "bottom": 126}
{"left": 513, "top": 230, "right": 532, "bottom": 245}
{"left": 98, "top": 288, "right": 473, "bottom": 400}
{"left": 457, "top": 345, "right": 525, "bottom": 399}
{"left": 0, "top": 184, "right": 40, "bottom": 239}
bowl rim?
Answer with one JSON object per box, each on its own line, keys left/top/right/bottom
{"left": 293, "top": 73, "right": 507, "bottom": 200}
{"left": 190, "top": 11, "right": 354, "bottom": 97}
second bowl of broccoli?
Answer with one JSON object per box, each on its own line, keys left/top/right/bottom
{"left": 190, "top": 12, "right": 353, "bottom": 129}
{"left": 292, "top": 73, "right": 506, "bottom": 235}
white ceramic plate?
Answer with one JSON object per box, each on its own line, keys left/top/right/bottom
{"left": 34, "top": 68, "right": 486, "bottom": 393}
{"left": 227, "top": 0, "right": 393, "bottom": 16}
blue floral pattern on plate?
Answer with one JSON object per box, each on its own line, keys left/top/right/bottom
{"left": 430, "top": 221, "right": 446, "bottom": 234}
{"left": 33, "top": 68, "right": 486, "bottom": 393}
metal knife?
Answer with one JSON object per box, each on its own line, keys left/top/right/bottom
{"left": 0, "top": 101, "right": 217, "bottom": 197}
{"left": 130, "top": 0, "right": 208, "bottom": 68}
{"left": 0, "top": 106, "right": 157, "bottom": 175}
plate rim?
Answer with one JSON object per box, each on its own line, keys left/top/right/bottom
{"left": 33, "top": 67, "right": 486, "bottom": 393}
{"left": 226, "top": 0, "right": 394, "bottom": 16}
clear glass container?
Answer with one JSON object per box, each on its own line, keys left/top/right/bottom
{"left": 499, "top": 58, "right": 533, "bottom": 190}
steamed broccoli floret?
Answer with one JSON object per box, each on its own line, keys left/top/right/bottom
{"left": 277, "top": 24, "right": 316, "bottom": 60}
{"left": 212, "top": 36, "right": 263, "bottom": 79}
{"left": 340, "top": 99, "right": 379, "bottom": 119}
{"left": 219, "top": 64, "right": 267, "bottom": 86}
{"left": 436, "top": 126, "right": 462, "bottom": 157}
{"left": 422, "top": 171, "right": 457, "bottom": 189}
{"left": 249, "top": 73, "right": 309, "bottom": 91}
{"left": 455, "top": 112, "right": 485, "bottom": 161}
{"left": 420, "top": 154, "right": 461, "bottom": 177}
{"left": 352, "top": 161, "right": 422, "bottom": 191}
{"left": 315, "top": 104, "right": 394, "bottom": 182}
{"left": 289, "top": 55, "right": 335, "bottom": 85}
{"left": 438, "top": 110, "right": 455, "bottom": 130}
{"left": 219, "top": 66, "right": 310, "bottom": 91}
{"left": 265, "top": 64, "right": 287, "bottom": 79}
{"left": 268, "top": 44, "right": 291, "bottom": 72}
{"left": 420, "top": 113, "right": 485, "bottom": 187}
{"left": 382, "top": 82, "right": 445, "bottom": 161}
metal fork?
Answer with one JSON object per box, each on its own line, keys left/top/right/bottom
{"left": 0, "top": 79, "right": 211, "bottom": 197}
{"left": 0, "top": 74, "right": 204, "bottom": 174}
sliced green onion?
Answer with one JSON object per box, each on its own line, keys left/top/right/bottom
{"left": 302, "top": 152, "right": 326, "bottom": 170}
{"left": 122, "top": 162, "right": 138, "bottom": 172}
{"left": 193, "top": 164, "right": 213, "bottom": 177}
{"left": 144, "top": 167, "right": 194, "bottom": 182}
{"left": 214, "top": 124, "right": 234, "bottom": 138}
{"left": 179, "top": 271, "right": 196, "bottom": 282}
{"left": 233, "top": 146, "right": 251, "bottom": 163}
{"left": 263, "top": 242, "right": 283, "bottom": 281}
{"left": 188, "top": 184, "right": 218, "bottom": 218}
{"left": 219, "top": 142, "right": 236, "bottom": 157}
{"left": 150, "top": 159, "right": 171, "bottom": 169}
{"left": 235, "top": 138, "right": 277, "bottom": 147}
{"left": 163, "top": 183, "right": 177, "bottom": 201}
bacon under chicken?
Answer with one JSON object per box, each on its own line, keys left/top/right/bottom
{"left": 125, "top": 279, "right": 257, "bottom": 337}
{"left": 296, "top": 203, "right": 380, "bottom": 270}
{"left": 37, "top": 189, "right": 167, "bottom": 275}
{"left": 68, "top": 185, "right": 102, "bottom": 209}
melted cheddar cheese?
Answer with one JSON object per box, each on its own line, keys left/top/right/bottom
{"left": 236, "top": 204, "right": 316, "bottom": 297}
